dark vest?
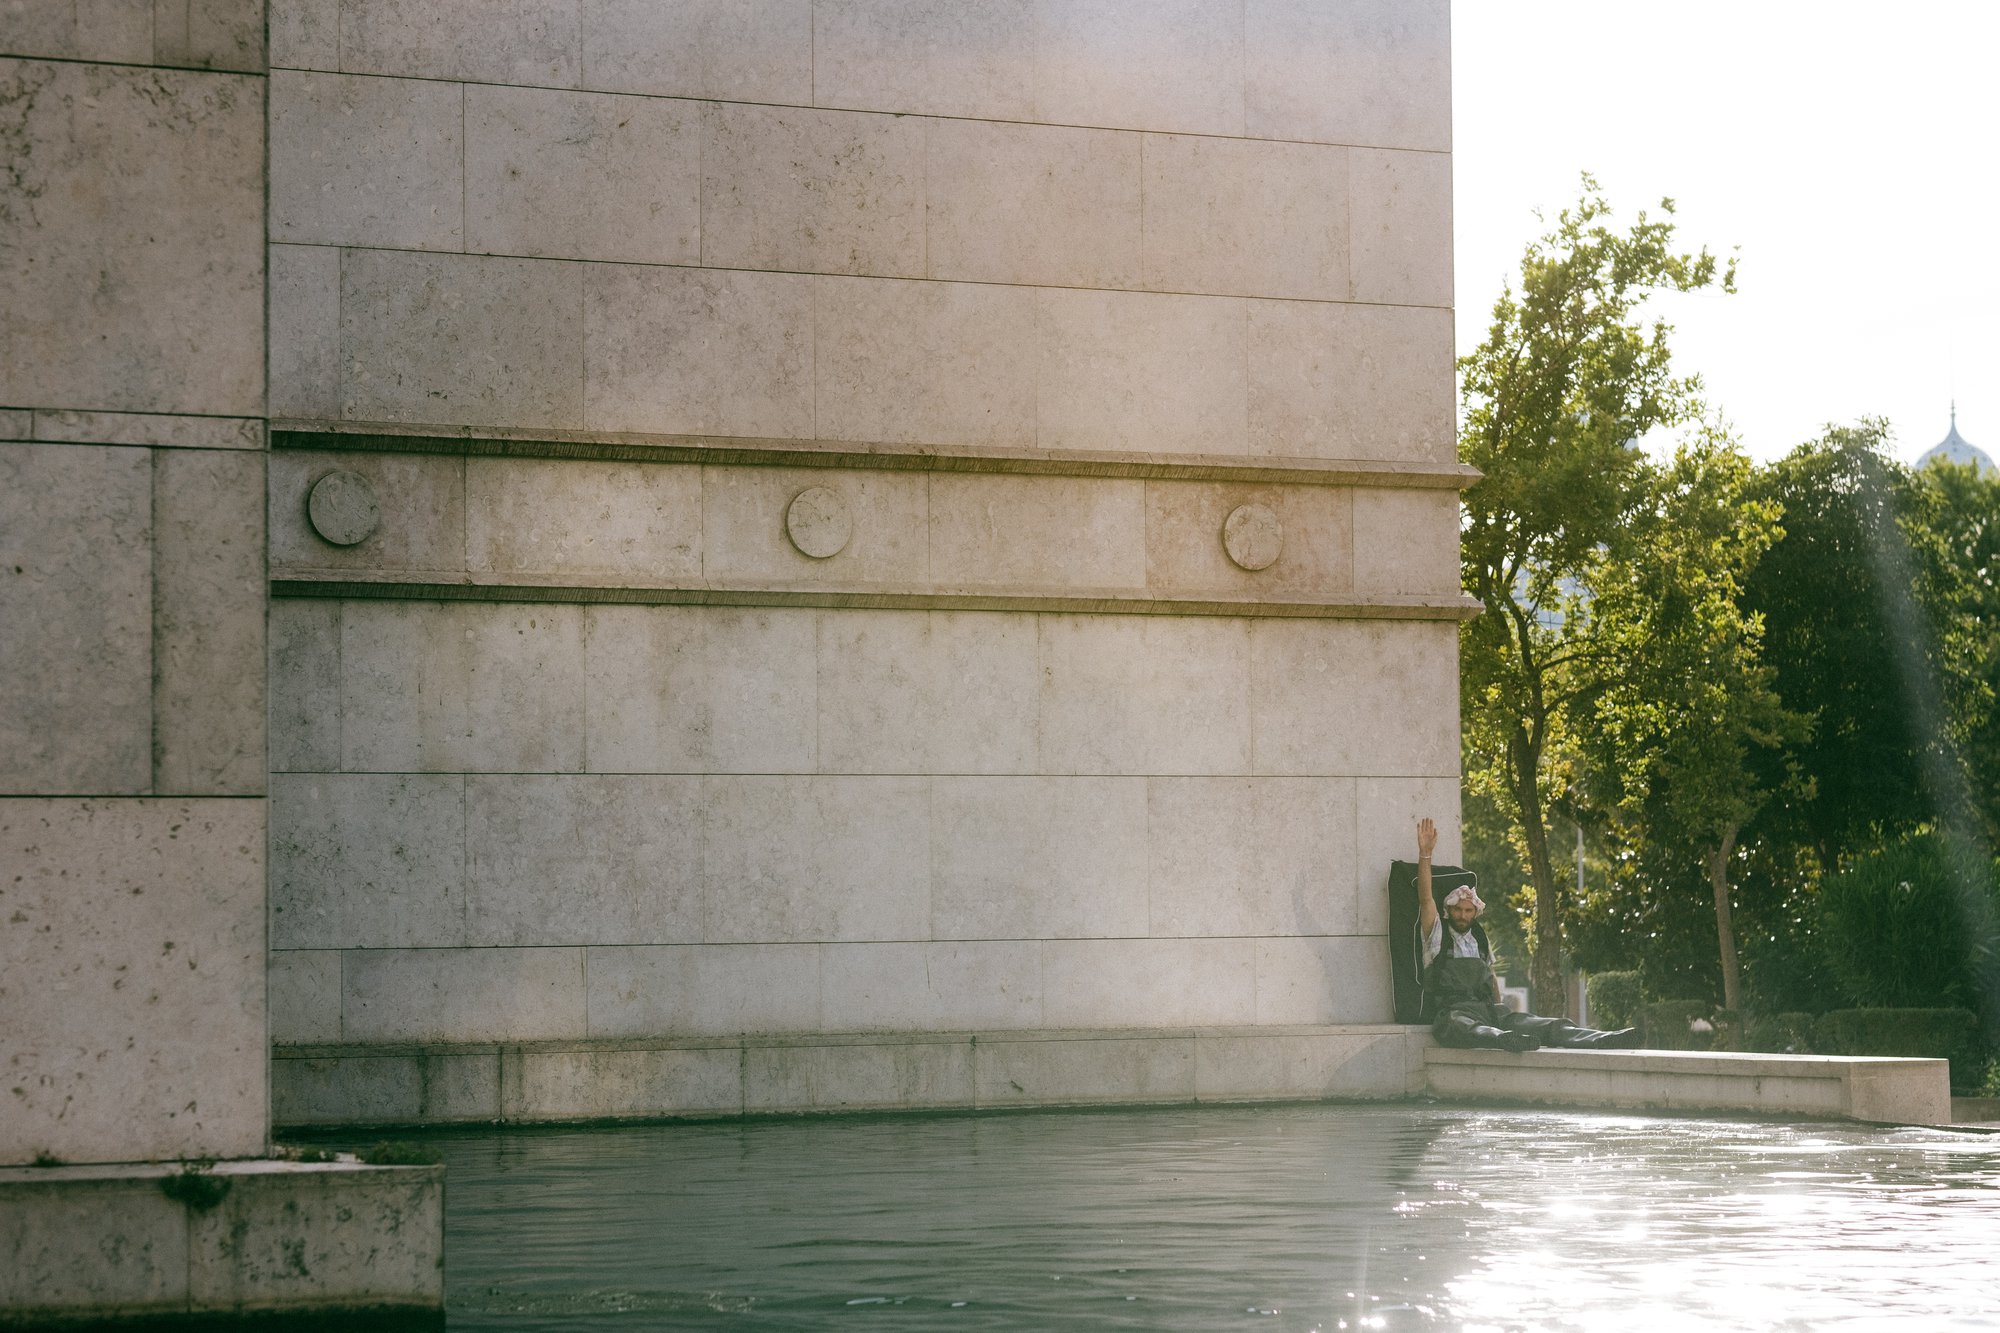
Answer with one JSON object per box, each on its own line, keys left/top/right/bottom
{"left": 1418, "top": 922, "right": 1494, "bottom": 1017}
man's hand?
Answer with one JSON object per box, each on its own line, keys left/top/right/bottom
{"left": 1414, "top": 817, "right": 1438, "bottom": 940}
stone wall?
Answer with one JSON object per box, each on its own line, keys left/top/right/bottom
{"left": 263, "top": 1, "right": 1468, "bottom": 1069}
{"left": 0, "top": 4, "right": 270, "bottom": 1164}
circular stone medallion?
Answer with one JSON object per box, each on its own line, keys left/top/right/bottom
{"left": 1222, "top": 503, "right": 1284, "bottom": 571}
{"left": 307, "top": 470, "right": 381, "bottom": 547}
{"left": 785, "top": 486, "right": 852, "bottom": 559}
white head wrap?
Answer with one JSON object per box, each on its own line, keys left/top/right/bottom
{"left": 1442, "top": 884, "right": 1485, "bottom": 913}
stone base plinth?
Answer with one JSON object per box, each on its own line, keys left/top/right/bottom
{"left": 274, "top": 1026, "right": 1430, "bottom": 1127}
{"left": 0, "top": 1160, "right": 442, "bottom": 1328}
{"left": 1424, "top": 1046, "right": 1953, "bottom": 1126}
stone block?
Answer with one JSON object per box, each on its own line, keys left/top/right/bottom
{"left": 1146, "top": 777, "right": 1356, "bottom": 937}
{"left": 1141, "top": 135, "right": 1348, "bottom": 300}
{"left": 0, "top": 798, "right": 265, "bottom": 1164}
{"left": 269, "top": 70, "right": 462, "bottom": 251}
{"left": 506, "top": 1047, "right": 742, "bottom": 1119}
{"left": 464, "top": 775, "right": 703, "bottom": 947}
{"left": 814, "top": 275, "right": 1038, "bottom": 449}
{"left": 814, "top": 609, "right": 1040, "bottom": 776}
{"left": 269, "top": 0, "right": 337, "bottom": 69}
{"left": 1255, "top": 936, "right": 1393, "bottom": 1024}
{"left": 930, "top": 777, "right": 1147, "bottom": 939}
{"left": 269, "top": 599, "right": 341, "bottom": 772}
{"left": 31, "top": 410, "right": 264, "bottom": 449}
{"left": 269, "top": 773, "right": 466, "bottom": 950}
{"left": 811, "top": 0, "right": 1035, "bottom": 121}
{"left": 1354, "top": 776, "right": 1462, "bottom": 936}
{"left": 187, "top": 1163, "right": 445, "bottom": 1311}
{"left": 923, "top": 612, "right": 1043, "bottom": 774}
{"left": 268, "top": 244, "right": 340, "bottom": 419}
{"left": 271, "top": 1054, "right": 420, "bottom": 1125}
{"left": 340, "top": 601, "right": 586, "bottom": 772}
{"left": 742, "top": 1039, "right": 975, "bottom": 1112}
{"left": 822, "top": 940, "right": 1044, "bottom": 1032}
{"left": 466, "top": 457, "right": 701, "bottom": 582}
{"left": 0, "top": 444, "right": 152, "bottom": 795}
{"left": 342, "top": 947, "right": 586, "bottom": 1043}
{"left": 925, "top": 118, "right": 1141, "bottom": 288}
{"left": 465, "top": 84, "right": 700, "bottom": 266}
{"left": 1247, "top": 299, "right": 1456, "bottom": 462}
{"left": 1035, "top": 288, "right": 1247, "bottom": 454}
{"left": 1042, "top": 939, "right": 1258, "bottom": 1028}
{"left": 585, "top": 943, "right": 822, "bottom": 1038}
{"left": 273, "top": 1051, "right": 502, "bottom": 1125}
{"left": 1144, "top": 480, "right": 1353, "bottom": 598}
{"left": 1037, "top": 616, "right": 1252, "bottom": 775}
{"left": 1031, "top": 0, "right": 1243, "bottom": 136}
{"left": 702, "top": 466, "right": 929, "bottom": 590}
{"left": 0, "top": 1173, "right": 187, "bottom": 1314}
{"left": 1248, "top": 619, "right": 1460, "bottom": 776}
{"left": 153, "top": 447, "right": 265, "bottom": 796}
{"left": 703, "top": 776, "right": 930, "bottom": 943}
{"left": 340, "top": 0, "right": 580, "bottom": 85}
{"left": 972, "top": 1035, "right": 1196, "bottom": 1106}
{"left": 1352, "top": 487, "right": 1462, "bottom": 595}
{"left": 0, "top": 0, "right": 153, "bottom": 63}
{"left": 580, "top": 0, "right": 811, "bottom": 103}
{"left": 269, "top": 949, "right": 344, "bottom": 1044}
{"left": 153, "top": 0, "right": 267, "bottom": 72}
{"left": 701, "top": 102, "right": 924, "bottom": 278}
{"left": 928, "top": 474, "right": 1147, "bottom": 592}
{"left": 583, "top": 264, "right": 813, "bottom": 438}
{"left": 587, "top": 605, "right": 818, "bottom": 773}
{"left": 1245, "top": 0, "right": 1452, "bottom": 151}
{"left": 342, "top": 249, "right": 584, "bottom": 430}
{"left": 268, "top": 450, "right": 466, "bottom": 575}
{"left": 1193, "top": 1030, "right": 1414, "bottom": 1101}
{"left": 1349, "top": 147, "right": 1453, "bottom": 307}
{"left": 0, "top": 60, "right": 263, "bottom": 417}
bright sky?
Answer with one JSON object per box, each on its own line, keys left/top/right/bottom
{"left": 1452, "top": 1, "right": 2000, "bottom": 464}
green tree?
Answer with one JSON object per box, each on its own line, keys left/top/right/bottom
{"left": 1584, "top": 436, "right": 1806, "bottom": 1013}
{"left": 1459, "top": 179, "right": 1733, "bottom": 1012}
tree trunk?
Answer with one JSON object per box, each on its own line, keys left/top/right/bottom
{"left": 1511, "top": 730, "right": 1568, "bottom": 1018}
{"left": 1709, "top": 823, "right": 1742, "bottom": 1015}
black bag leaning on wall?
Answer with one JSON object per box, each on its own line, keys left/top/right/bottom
{"left": 1385, "top": 859, "right": 1481, "bottom": 1024}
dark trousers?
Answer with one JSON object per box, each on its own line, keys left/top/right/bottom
{"left": 1432, "top": 1002, "right": 1626, "bottom": 1050}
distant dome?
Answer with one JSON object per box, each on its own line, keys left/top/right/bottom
{"left": 1919, "top": 406, "right": 1996, "bottom": 476}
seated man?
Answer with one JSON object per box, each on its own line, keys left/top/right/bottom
{"left": 1414, "top": 818, "right": 1640, "bottom": 1051}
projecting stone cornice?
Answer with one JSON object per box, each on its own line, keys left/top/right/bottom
{"left": 271, "top": 576, "right": 1482, "bottom": 621}
{"left": 272, "top": 421, "right": 1480, "bottom": 491}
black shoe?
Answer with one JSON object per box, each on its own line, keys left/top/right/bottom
{"left": 1497, "top": 1030, "right": 1541, "bottom": 1052}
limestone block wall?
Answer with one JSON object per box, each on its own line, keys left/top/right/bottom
{"left": 0, "top": 5, "right": 269, "bottom": 1163}
{"left": 263, "top": 0, "right": 1467, "bottom": 1055}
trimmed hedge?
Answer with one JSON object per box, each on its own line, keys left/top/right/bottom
{"left": 1743, "top": 1011, "right": 1817, "bottom": 1055}
{"left": 1588, "top": 971, "right": 1642, "bottom": 1029}
{"left": 1638, "top": 1000, "right": 1713, "bottom": 1051}
{"left": 1813, "top": 1007, "right": 1986, "bottom": 1090}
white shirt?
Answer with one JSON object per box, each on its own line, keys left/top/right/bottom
{"left": 1421, "top": 919, "right": 1485, "bottom": 968}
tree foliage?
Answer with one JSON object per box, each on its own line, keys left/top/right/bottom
{"left": 1458, "top": 177, "right": 1734, "bottom": 1011}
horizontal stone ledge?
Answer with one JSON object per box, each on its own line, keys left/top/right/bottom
{"left": 1424, "top": 1045, "right": 1953, "bottom": 1126}
{"left": 271, "top": 1025, "right": 1430, "bottom": 1126}
{"left": 270, "top": 577, "right": 1484, "bottom": 621}
{"left": 272, "top": 421, "right": 1479, "bottom": 490}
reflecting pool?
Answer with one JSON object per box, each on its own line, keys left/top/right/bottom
{"left": 379, "top": 1104, "right": 2000, "bottom": 1330}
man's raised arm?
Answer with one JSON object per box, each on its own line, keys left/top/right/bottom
{"left": 1415, "top": 817, "right": 1438, "bottom": 940}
